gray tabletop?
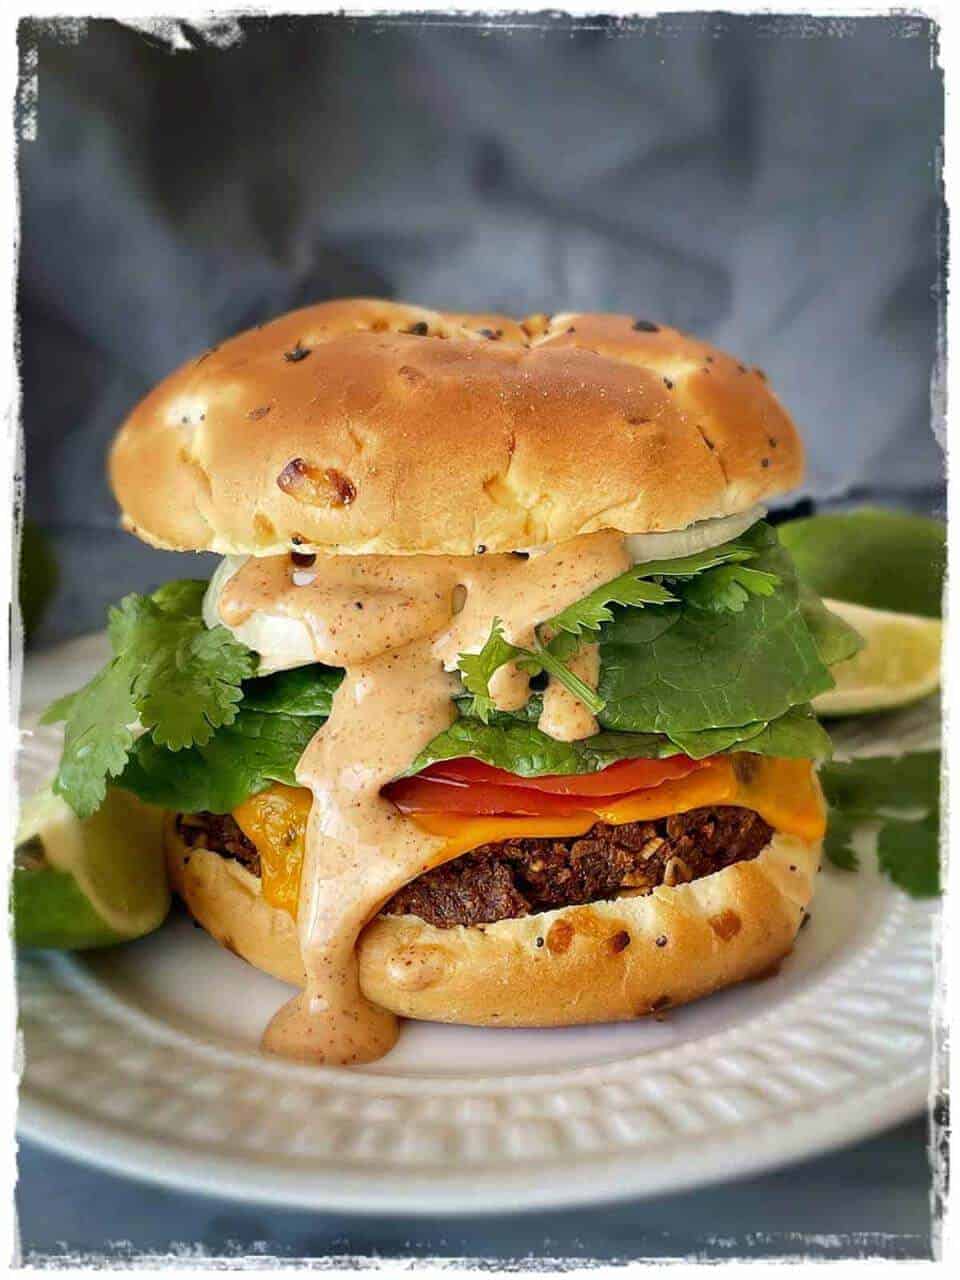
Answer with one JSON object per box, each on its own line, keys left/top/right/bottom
{"left": 17, "top": 1119, "right": 932, "bottom": 1263}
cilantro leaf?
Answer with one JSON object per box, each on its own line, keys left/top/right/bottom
{"left": 820, "top": 752, "right": 939, "bottom": 816}
{"left": 457, "top": 620, "right": 522, "bottom": 723}
{"left": 819, "top": 752, "right": 941, "bottom": 896}
{"left": 523, "top": 641, "right": 605, "bottom": 715}
{"left": 545, "top": 540, "right": 757, "bottom": 639}
{"left": 240, "top": 664, "right": 343, "bottom": 717}
{"left": 824, "top": 811, "right": 861, "bottom": 871}
{"left": 878, "top": 811, "right": 940, "bottom": 897}
{"left": 458, "top": 620, "right": 604, "bottom": 723}
{"left": 45, "top": 662, "right": 140, "bottom": 818}
{"left": 42, "top": 581, "right": 257, "bottom": 817}
{"left": 547, "top": 575, "right": 675, "bottom": 638}
{"left": 680, "top": 564, "right": 780, "bottom": 614}
{"left": 133, "top": 621, "right": 255, "bottom": 750}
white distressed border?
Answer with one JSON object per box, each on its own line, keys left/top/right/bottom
{"left": 1, "top": 1, "right": 951, "bottom": 1274}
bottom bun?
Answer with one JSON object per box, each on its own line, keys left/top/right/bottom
{"left": 165, "top": 814, "right": 821, "bottom": 1025}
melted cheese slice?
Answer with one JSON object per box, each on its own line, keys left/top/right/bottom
{"left": 233, "top": 756, "right": 825, "bottom": 918}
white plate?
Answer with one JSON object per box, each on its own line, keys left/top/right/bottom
{"left": 15, "top": 635, "right": 938, "bottom": 1213}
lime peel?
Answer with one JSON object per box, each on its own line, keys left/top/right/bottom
{"left": 814, "top": 599, "right": 942, "bottom": 717}
{"left": 15, "top": 786, "right": 170, "bottom": 946}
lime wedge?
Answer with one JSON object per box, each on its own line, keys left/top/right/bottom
{"left": 14, "top": 786, "right": 170, "bottom": 949}
{"left": 813, "top": 598, "right": 943, "bottom": 717}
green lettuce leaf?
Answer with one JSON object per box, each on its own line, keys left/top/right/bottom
{"left": 410, "top": 703, "right": 831, "bottom": 779}
{"left": 407, "top": 716, "right": 679, "bottom": 778}
{"left": 597, "top": 523, "right": 834, "bottom": 734}
{"left": 41, "top": 581, "right": 257, "bottom": 817}
{"left": 725, "top": 704, "right": 833, "bottom": 760}
{"left": 118, "top": 710, "right": 324, "bottom": 814}
{"left": 241, "top": 664, "right": 343, "bottom": 716}
{"left": 799, "top": 587, "right": 864, "bottom": 666}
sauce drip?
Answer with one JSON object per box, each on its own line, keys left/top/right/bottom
{"left": 218, "top": 532, "right": 631, "bottom": 1064}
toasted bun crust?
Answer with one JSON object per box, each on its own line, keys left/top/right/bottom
{"left": 111, "top": 299, "right": 803, "bottom": 556}
{"left": 165, "top": 818, "right": 820, "bottom": 1025}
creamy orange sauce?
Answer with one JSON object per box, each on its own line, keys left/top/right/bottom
{"left": 218, "top": 532, "right": 630, "bottom": 1065}
{"left": 538, "top": 640, "right": 601, "bottom": 742}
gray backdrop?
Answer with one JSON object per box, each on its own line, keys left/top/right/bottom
{"left": 16, "top": 11, "right": 943, "bottom": 1262}
{"left": 19, "top": 12, "right": 944, "bottom": 647}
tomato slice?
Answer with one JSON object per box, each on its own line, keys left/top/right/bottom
{"left": 383, "top": 754, "right": 711, "bottom": 816}
{"left": 419, "top": 754, "right": 706, "bottom": 797}
{"left": 383, "top": 775, "right": 595, "bottom": 817}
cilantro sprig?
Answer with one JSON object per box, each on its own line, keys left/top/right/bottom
{"left": 460, "top": 537, "right": 781, "bottom": 720}
{"left": 820, "top": 752, "right": 941, "bottom": 897}
{"left": 458, "top": 620, "right": 604, "bottom": 724}
{"left": 545, "top": 540, "right": 762, "bottom": 640}
{"left": 41, "top": 581, "right": 256, "bottom": 817}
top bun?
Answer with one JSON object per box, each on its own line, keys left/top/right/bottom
{"left": 109, "top": 299, "right": 803, "bottom": 557}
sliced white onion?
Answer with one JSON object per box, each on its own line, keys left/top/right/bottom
{"left": 203, "top": 555, "right": 316, "bottom": 674}
{"left": 624, "top": 505, "right": 766, "bottom": 565}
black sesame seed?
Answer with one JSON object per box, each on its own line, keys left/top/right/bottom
{"left": 663, "top": 377, "right": 674, "bottom": 390}
{"left": 476, "top": 544, "right": 487, "bottom": 554}
{"left": 632, "top": 319, "right": 660, "bottom": 332}
{"left": 283, "top": 341, "right": 311, "bottom": 363}
{"left": 761, "top": 457, "right": 771, "bottom": 468}
{"left": 655, "top": 935, "right": 668, "bottom": 948}
{"left": 705, "top": 354, "right": 715, "bottom": 363}
{"left": 405, "top": 321, "right": 429, "bottom": 336}
{"left": 567, "top": 326, "right": 576, "bottom": 334}
{"left": 355, "top": 601, "right": 364, "bottom": 610}
{"left": 535, "top": 937, "right": 544, "bottom": 948}
{"left": 291, "top": 550, "right": 316, "bottom": 568}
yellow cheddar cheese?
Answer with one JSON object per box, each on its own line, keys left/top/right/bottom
{"left": 232, "top": 756, "right": 825, "bottom": 918}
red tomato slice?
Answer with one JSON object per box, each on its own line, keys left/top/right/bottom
{"left": 383, "top": 775, "right": 594, "bottom": 817}
{"left": 419, "top": 754, "right": 706, "bottom": 798}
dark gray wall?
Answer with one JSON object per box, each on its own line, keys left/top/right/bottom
{"left": 18, "top": 14, "right": 944, "bottom": 645}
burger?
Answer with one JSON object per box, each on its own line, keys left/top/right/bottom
{"left": 45, "top": 299, "right": 860, "bottom": 1065}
